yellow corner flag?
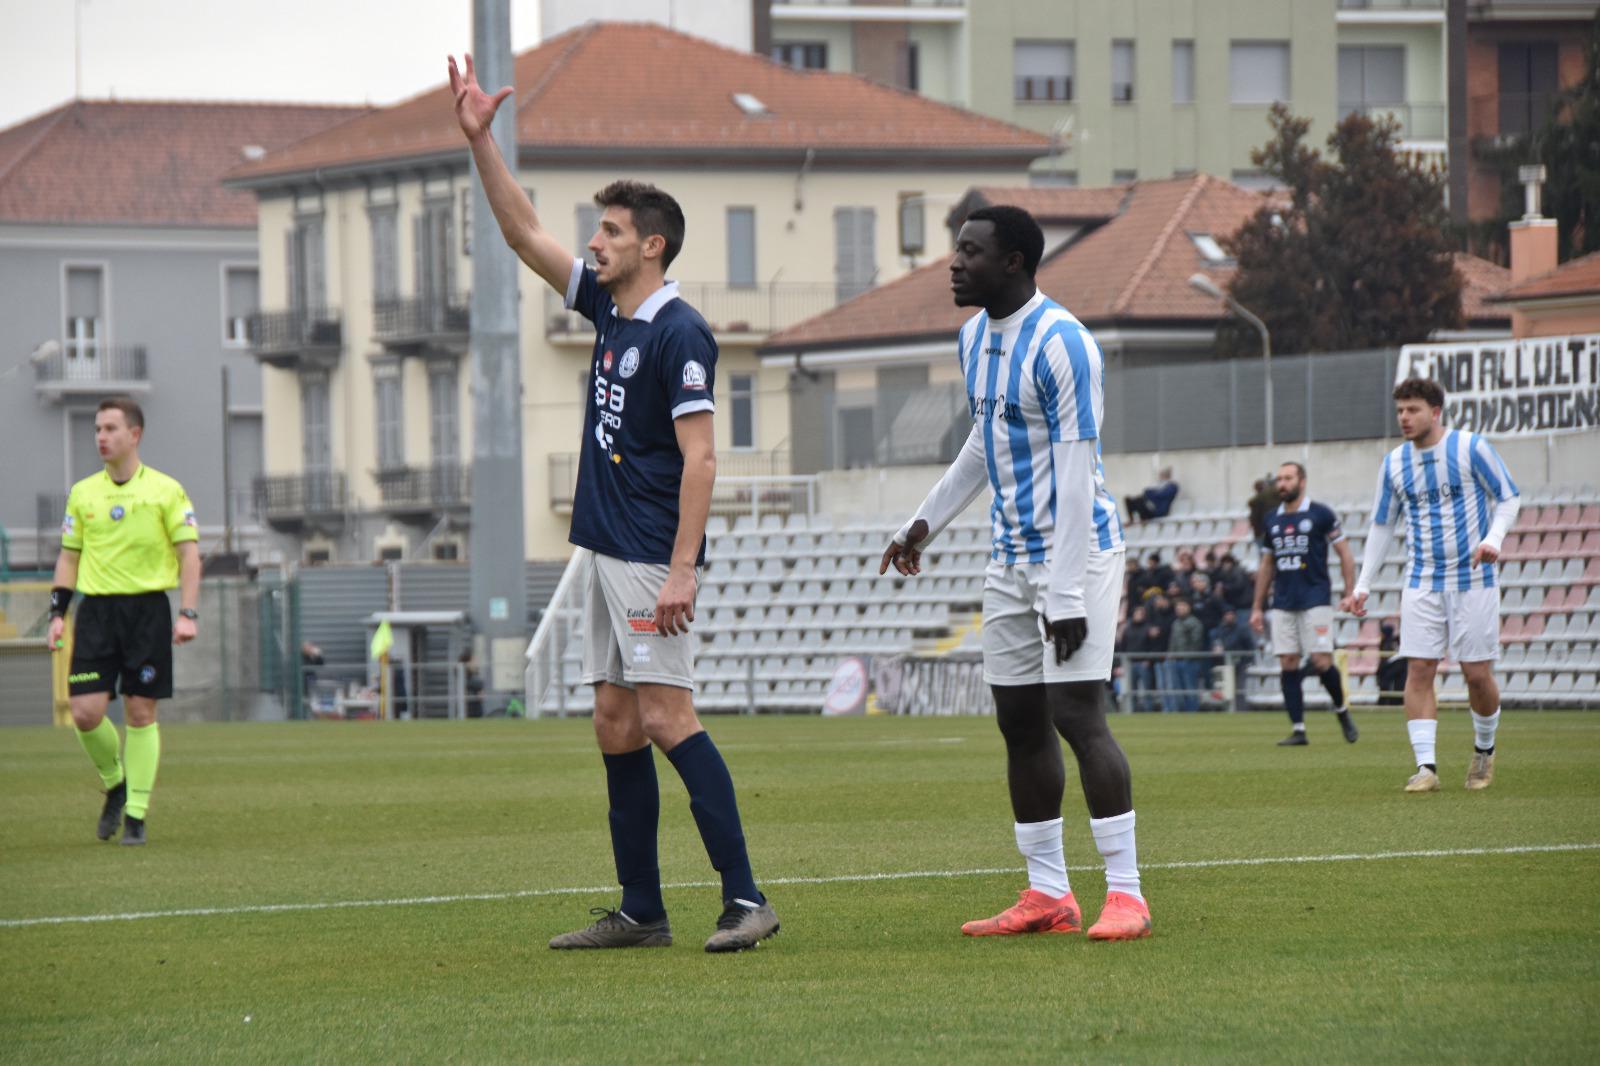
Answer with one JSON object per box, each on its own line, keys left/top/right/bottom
{"left": 370, "top": 619, "right": 394, "bottom": 661}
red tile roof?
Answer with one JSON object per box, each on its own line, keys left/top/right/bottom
{"left": 956, "top": 185, "right": 1129, "bottom": 223}
{"left": 1453, "top": 252, "right": 1512, "bottom": 324}
{"left": 1491, "top": 249, "right": 1600, "bottom": 302}
{"left": 0, "top": 100, "right": 367, "bottom": 227}
{"left": 763, "top": 175, "right": 1273, "bottom": 352}
{"left": 229, "top": 22, "right": 1051, "bottom": 184}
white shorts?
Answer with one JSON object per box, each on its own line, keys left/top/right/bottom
{"left": 1398, "top": 586, "right": 1501, "bottom": 663}
{"left": 1270, "top": 605, "right": 1335, "bottom": 658}
{"left": 981, "top": 548, "right": 1124, "bottom": 686}
{"left": 579, "top": 553, "right": 699, "bottom": 690}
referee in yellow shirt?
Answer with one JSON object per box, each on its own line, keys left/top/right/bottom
{"left": 46, "top": 397, "right": 200, "bottom": 846}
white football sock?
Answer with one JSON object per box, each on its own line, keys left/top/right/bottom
{"left": 1473, "top": 708, "right": 1501, "bottom": 752}
{"left": 1089, "top": 810, "right": 1141, "bottom": 901}
{"left": 1407, "top": 719, "right": 1438, "bottom": 768}
{"left": 1014, "top": 818, "right": 1069, "bottom": 898}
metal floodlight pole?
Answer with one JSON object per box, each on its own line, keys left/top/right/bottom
{"left": 1189, "top": 273, "right": 1273, "bottom": 450}
{"left": 468, "top": 0, "right": 526, "bottom": 698}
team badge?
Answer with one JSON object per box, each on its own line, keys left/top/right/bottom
{"left": 603, "top": 350, "right": 614, "bottom": 371}
{"left": 1299, "top": 519, "right": 1312, "bottom": 532}
{"left": 61, "top": 514, "right": 74, "bottom": 535}
{"left": 110, "top": 506, "right": 125, "bottom": 521}
{"left": 682, "top": 361, "right": 707, "bottom": 390}
{"left": 619, "top": 347, "right": 640, "bottom": 379}
{"left": 139, "top": 665, "right": 158, "bottom": 684}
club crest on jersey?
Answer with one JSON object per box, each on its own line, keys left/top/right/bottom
{"left": 682, "top": 361, "right": 707, "bottom": 390}
{"left": 619, "top": 347, "right": 640, "bottom": 379}
{"left": 1299, "top": 519, "right": 1312, "bottom": 533}
{"left": 110, "top": 505, "right": 125, "bottom": 521}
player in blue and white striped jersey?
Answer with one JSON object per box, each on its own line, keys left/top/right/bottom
{"left": 880, "top": 206, "right": 1147, "bottom": 942}
{"left": 1345, "top": 377, "right": 1521, "bottom": 793}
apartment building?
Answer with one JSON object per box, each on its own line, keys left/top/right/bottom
{"left": 224, "top": 22, "right": 1049, "bottom": 564}
{"left": 0, "top": 100, "right": 364, "bottom": 569}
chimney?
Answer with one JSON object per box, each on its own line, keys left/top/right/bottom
{"left": 1508, "top": 164, "right": 1557, "bottom": 284}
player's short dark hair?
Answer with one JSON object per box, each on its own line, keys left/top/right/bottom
{"left": 594, "top": 180, "right": 686, "bottom": 270}
{"left": 96, "top": 396, "right": 144, "bottom": 430}
{"left": 1393, "top": 377, "right": 1445, "bottom": 408}
{"left": 1279, "top": 461, "right": 1306, "bottom": 478}
{"left": 965, "top": 205, "right": 1045, "bottom": 276}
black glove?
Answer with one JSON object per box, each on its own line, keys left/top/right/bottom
{"left": 1045, "top": 616, "right": 1088, "bottom": 665}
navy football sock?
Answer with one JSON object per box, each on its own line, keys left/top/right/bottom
{"left": 1319, "top": 666, "right": 1346, "bottom": 709}
{"left": 1280, "top": 670, "right": 1306, "bottom": 727}
{"left": 665, "top": 730, "right": 761, "bottom": 904}
{"left": 602, "top": 744, "right": 666, "bottom": 924}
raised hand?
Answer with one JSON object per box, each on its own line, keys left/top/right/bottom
{"left": 447, "top": 53, "right": 514, "bottom": 141}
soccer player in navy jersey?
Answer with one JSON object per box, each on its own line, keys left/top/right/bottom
{"left": 1250, "top": 462, "right": 1360, "bottom": 746}
{"left": 1344, "top": 378, "right": 1520, "bottom": 792}
{"left": 450, "top": 54, "right": 777, "bottom": 951}
{"left": 881, "top": 207, "right": 1148, "bottom": 941}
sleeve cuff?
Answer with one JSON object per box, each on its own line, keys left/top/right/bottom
{"left": 563, "top": 257, "right": 584, "bottom": 310}
{"left": 671, "top": 399, "right": 715, "bottom": 419}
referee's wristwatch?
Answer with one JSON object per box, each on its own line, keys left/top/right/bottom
{"left": 179, "top": 608, "right": 199, "bottom": 621}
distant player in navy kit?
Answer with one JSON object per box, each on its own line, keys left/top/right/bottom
{"left": 1251, "top": 462, "right": 1360, "bottom": 746}
{"left": 450, "top": 53, "right": 777, "bottom": 951}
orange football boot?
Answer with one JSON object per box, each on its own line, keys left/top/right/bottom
{"left": 1086, "top": 891, "right": 1152, "bottom": 941}
{"left": 961, "top": 889, "right": 1081, "bottom": 936}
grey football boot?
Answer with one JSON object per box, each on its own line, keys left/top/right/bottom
{"left": 548, "top": 908, "right": 672, "bottom": 949}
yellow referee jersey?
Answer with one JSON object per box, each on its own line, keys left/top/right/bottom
{"left": 60, "top": 465, "right": 198, "bottom": 595}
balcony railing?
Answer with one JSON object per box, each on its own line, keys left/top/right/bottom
{"left": 548, "top": 450, "right": 792, "bottom": 510}
{"left": 1340, "top": 101, "right": 1447, "bottom": 141}
{"left": 255, "top": 471, "right": 347, "bottom": 525}
{"left": 248, "top": 307, "right": 342, "bottom": 367}
{"left": 545, "top": 283, "right": 838, "bottom": 340}
{"left": 33, "top": 344, "right": 149, "bottom": 397}
{"left": 1015, "top": 76, "right": 1072, "bottom": 103}
{"left": 375, "top": 463, "right": 471, "bottom": 515}
{"left": 373, "top": 293, "right": 470, "bottom": 346}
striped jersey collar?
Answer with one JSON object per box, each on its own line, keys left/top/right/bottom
{"left": 985, "top": 289, "right": 1046, "bottom": 332}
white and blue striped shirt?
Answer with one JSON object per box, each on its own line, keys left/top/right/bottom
{"left": 1370, "top": 429, "right": 1519, "bottom": 591}
{"left": 957, "top": 291, "right": 1125, "bottom": 563}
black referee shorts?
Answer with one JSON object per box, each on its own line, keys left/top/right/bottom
{"left": 68, "top": 592, "right": 174, "bottom": 700}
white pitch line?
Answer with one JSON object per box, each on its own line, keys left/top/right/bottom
{"left": 3, "top": 842, "right": 1596, "bottom": 930}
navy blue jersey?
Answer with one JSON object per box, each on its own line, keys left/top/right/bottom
{"left": 1263, "top": 499, "right": 1345, "bottom": 611}
{"left": 564, "top": 259, "right": 716, "bottom": 565}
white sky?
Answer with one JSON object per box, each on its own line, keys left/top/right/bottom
{"left": 0, "top": 0, "right": 545, "bottom": 130}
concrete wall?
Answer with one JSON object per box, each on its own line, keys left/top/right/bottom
{"left": 814, "top": 428, "right": 1600, "bottom": 527}
{"left": 0, "top": 223, "right": 265, "bottom": 565}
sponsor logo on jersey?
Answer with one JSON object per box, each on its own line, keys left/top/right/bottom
{"left": 110, "top": 505, "right": 125, "bottom": 521}
{"left": 626, "top": 607, "right": 656, "bottom": 634}
{"left": 682, "top": 361, "right": 707, "bottom": 390}
{"left": 603, "top": 350, "right": 614, "bottom": 372}
{"left": 632, "top": 642, "right": 652, "bottom": 663}
{"left": 619, "top": 347, "right": 640, "bottom": 379}
{"left": 69, "top": 671, "right": 101, "bottom": 683}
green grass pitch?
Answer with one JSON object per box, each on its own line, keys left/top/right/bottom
{"left": 2, "top": 711, "right": 1597, "bottom": 1064}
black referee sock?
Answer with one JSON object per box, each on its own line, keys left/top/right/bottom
{"left": 602, "top": 744, "right": 666, "bottom": 924}
{"left": 665, "top": 731, "right": 761, "bottom": 905}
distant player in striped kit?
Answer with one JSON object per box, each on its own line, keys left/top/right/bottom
{"left": 1343, "top": 378, "right": 1520, "bottom": 792}
{"left": 881, "top": 206, "right": 1148, "bottom": 941}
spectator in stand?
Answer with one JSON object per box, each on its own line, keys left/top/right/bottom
{"left": 1126, "top": 467, "right": 1180, "bottom": 524}
{"left": 1132, "top": 553, "right": 1174, "bottom": 604}
{"left": 1167, "top": 599, "right": 1208, "bottom": 711}
{"left": 1117, "top": 605, "right": 1159, "bottom": 712}
{"left": 1123, "top": 557, "right": 1142, "bottom": 604}
{"left": 1376, "top": 619, "right": 1408, "bottom": 707}
{"left": 1189, "top": 573, "right": 1226, "bottom": 634}
{"left": 1173, "top": 548, "right": 1198, "bottom": 588}
{"left": 1211, "top": 553, "right": 1255, "bottom": 611}
{"left": 1210, "top": 608, "right": 1259, "bottom": 711}
{"left": 1146, "top": 593, "right": 1175, "bottom": 633}
{"left": 1248, "top": 477, "right": 1279, "bottom": 546}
